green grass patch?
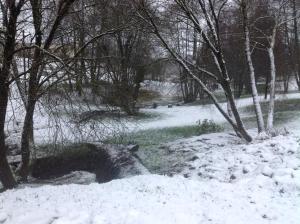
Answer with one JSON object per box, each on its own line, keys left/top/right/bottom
{"left": 105, "top": 121, "right": 223, "bottom": 146}
{"left": 237, "top": 98, "right": 300, "bottom": 130}
{"left": 104, "top": 126, "right": 199, "bottom": 147}
{"left": 37, "top": 143, "right": 96, "bottom": 157}
{"left": 104, "top": 121, "right": 223, "bottom": 172}
{"left": 241, "top": 98, "right": 300, "bottom": 114}
{"left": 239, "top": 111, "right": 300, "bottom": 130}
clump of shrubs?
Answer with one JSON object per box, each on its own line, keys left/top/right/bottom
{"left": 197, "top": 119, "right": 223, "bottom": 135}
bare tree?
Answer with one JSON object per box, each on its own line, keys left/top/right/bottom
{"left": 240, "top": 0, "right": 265, "bottom": 133}
{"left": 247, "top": 0, "right": 297, "bottom": 132}
{"left": 259, "top": 0, "right": 291, "bottom": 131}
{"left": 135, "top": 0, "right": 252, "bottom": 142}
{"left": 16, "top": 0, "right": 121, "bottom": 180}
{"left": 17, "top": 0, "right": 77, "bottom": 180}
{"left": 292, "top": 0, "right": 300, "bottom": 89}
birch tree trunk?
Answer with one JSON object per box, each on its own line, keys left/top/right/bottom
{"left": 292, "top": 0, "right": 300, "bottom": 90}
{"left": 241, "top": 0, "right": 265, "bottom": 133}
{"left": 266, "top": 28, "right": 277, "bottom": 131}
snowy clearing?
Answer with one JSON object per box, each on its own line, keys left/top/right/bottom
{"left": 137, "top": 92, "right": 300, "bottom": 130}
{"left": 5, "top": 92, "right": 300, "bottom": 144}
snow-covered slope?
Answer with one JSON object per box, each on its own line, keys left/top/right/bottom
{"left": 0, "top": 173, "right": 299, "bottom": 224}
{"left": 1, "top": 133, "right": 299, "bottom": 224}
{"left": 164, "top": 132, "right": 300, "bottom": 182}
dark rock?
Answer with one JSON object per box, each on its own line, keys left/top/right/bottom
{"left": 31, "top": 144, "right": 119, "bottom": 183}
{"left": 183, "top": 173, "right": 190, "bottom": 178}
{"left": 31, "top": 143, "right": 149, "bottom": 184}
{"left": 230, "top": 174, "right": 236, "bottom": 180}
{"left": 188, "top": 156, "right": 199, "bottom": 161}
{"left": 242, "top": 167, "right": 249, "bottom": 174}
{"left": 159, "top": 145, "right": 168, "bottom": 149}
{"left": 127, "top": 144, "right": 139, "bottom": 152}
{"left": 167, "top": 104, "right": 173, "bottom": 108}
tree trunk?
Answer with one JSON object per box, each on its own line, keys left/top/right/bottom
{"left": 264, "top": 74, "right": 269, "bottom": 100}
{"left": 17, "top": 0, "right": 42, "bottom": 180}
{"left": 222, "top": 80, "right": 252, "bottom": 142}
{"left": 0, "top": 85, "right": 17, "bottom": 189}
{"left": 227, "top": 98, "right": 233, "bottom": 119}
{"left": 0, "top": 1, "right": 25, "bottom": 189}
{"left": 214, "top": 49, "right": 252, "bottom": 141}
{"left": 293, "top": 0, "right": 300, "bottom": 90}
{"left": 241, "top": 1, "right": 265, "bottom": 133}
{"left": 266, "top": 25, "right": 277, "bottom": 132}
{"left": 17, "top": 100, "right": 36, "bottom": 180}
{"left": 267, "top": 47, "right": 276, "bottom": 131}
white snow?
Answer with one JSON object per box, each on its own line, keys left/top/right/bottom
{"left": 136, "top": 92, "right": 300, "bottom": 130}
{"left": 0, "top": 173, "right": 299, "bottom": 224}
{"left": 2, "top": 81, "right": 300, "bottom": 224}
{"left": 5, "top": 83, "right": 300, "bottom": 144}
{"left": 1, "top": 133, "right": 299, "bottom": 224}
{"left": 161, "top": 132, "right": 300, "bottom": 182}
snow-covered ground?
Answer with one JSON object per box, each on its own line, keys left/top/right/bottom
{"left": 1, "top": 132, "right": 299, "bottom": 224}
{"left": 137, "top": 92, "right": 300, "bottom": 130}
{"left": 1, "top": 175, "right": 299, "bottom": 224}
{"left": 164, "top": 132, "right": 299, "bottom": 181}
{"left": 2, "top": 82, "right": 300, "bottom": 224}
{"left": 6, "top": 87, "right": 300, "bottom": 145}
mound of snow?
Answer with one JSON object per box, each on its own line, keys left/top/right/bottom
{"left": 164, "top": 133, "right": 300, "bottom": 183}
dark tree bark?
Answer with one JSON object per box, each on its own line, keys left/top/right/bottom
{"left": 17, "top": 0, "right": 43, "bottom": 180}
{"left": 0, "top": 0, "right": 26, "bottom": 189}
{"left": 0, "top": 84, "right": 16, "bottom": 189}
